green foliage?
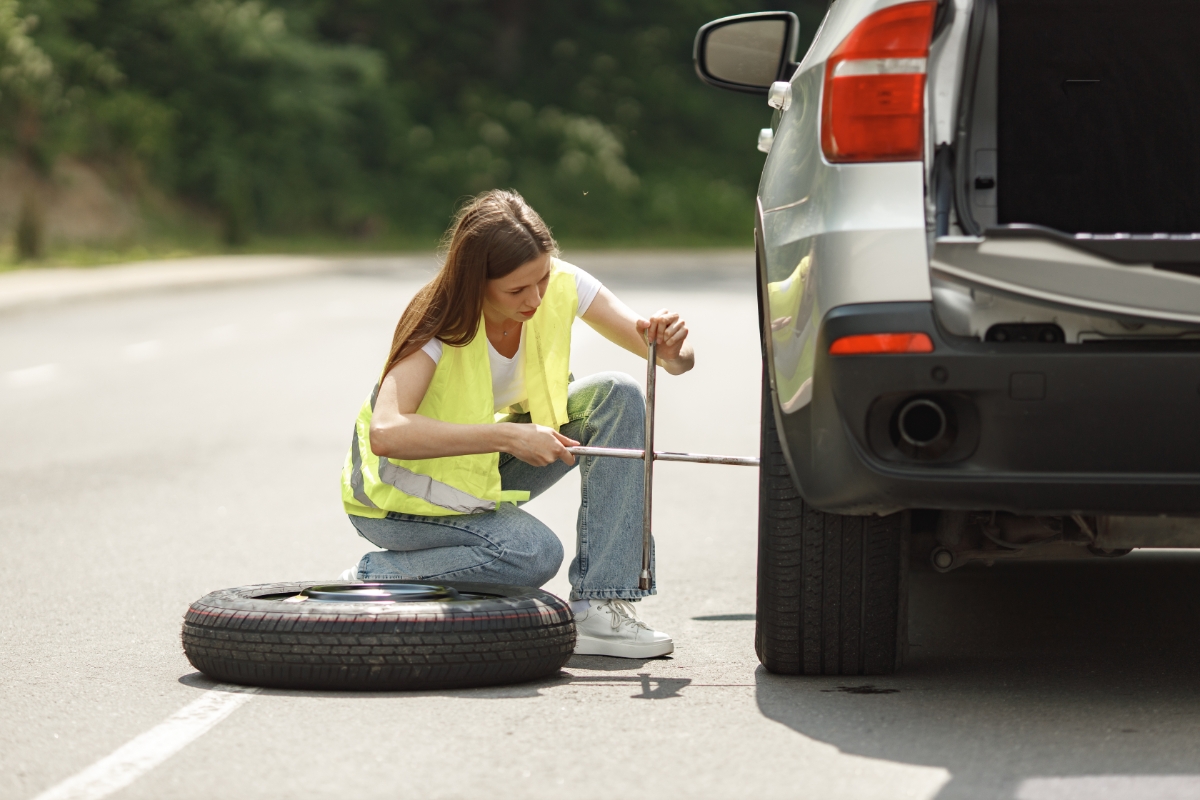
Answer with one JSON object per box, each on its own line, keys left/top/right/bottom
{"left": 15, "top": 191, "right": 44, "bottom": 259}
{"left": 7, "top": 0, "right": 826, "bottom": 246}
{"left": 0, "top": 0, "right": 61, "bottom": 167}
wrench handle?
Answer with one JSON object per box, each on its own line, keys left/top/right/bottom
{"left": 640, "top": 339, "right": 656, "bottom": 591}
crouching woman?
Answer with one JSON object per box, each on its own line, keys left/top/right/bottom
{"left": 339, "top": 189, "right": 693, "bottom": 658}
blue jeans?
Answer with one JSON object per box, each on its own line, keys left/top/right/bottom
{"left": 348, "top": 371, "right": 655, "bottom": 600}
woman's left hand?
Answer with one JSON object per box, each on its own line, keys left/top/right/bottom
{"left": 579, "top": 287, "right": 694, "bottom": 375}
{"left": 637, "top": 309, "right": 691, "bottom": 368}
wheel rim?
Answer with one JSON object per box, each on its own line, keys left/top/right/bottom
{"left": 301, "top": 582, "right": 460, "bottom": 602}
{"left": 250, "top": 581, "right": 505, "bottom": 603}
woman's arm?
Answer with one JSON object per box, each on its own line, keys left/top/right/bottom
{"left": 369, "top": 349, "right": 578, "bottom": 465}
{"left": 580, "top": 286, "right": 695, "bottom": 375}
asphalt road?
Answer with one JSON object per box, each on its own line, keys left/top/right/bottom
{"left": 3, "top": 252, "right": 1199, "bottom": 800}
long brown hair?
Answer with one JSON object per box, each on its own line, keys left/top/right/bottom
{"left": 381, "top": 189, "right": 558, "bottom": 378}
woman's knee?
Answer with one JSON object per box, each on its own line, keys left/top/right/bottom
{"left": 502, "top": 523, "right": 564, "bottom": 587}
{"left": 589, "top": 371, "right": 644, "bottom": 411}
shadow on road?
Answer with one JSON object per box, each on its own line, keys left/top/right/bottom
{"left": 566, "top": 654, "right": 666, "bottom": 672}
{"left": 178, "top": 654, "right": 681, "bottom": 701}
{"left": 755, "top": 552, "right": 1200, "bottom": 800}
{"left": 180, "top": 671, "right": 562, "bottom": 699}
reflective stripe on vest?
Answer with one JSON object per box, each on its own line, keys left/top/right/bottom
{"left": 341, "top": 258, "right": 579, "bottom": 518}
{"left": 347, "top": 428, "right": 378, "bottom": 509}
{"left": 347, "top": 421, "right": 500, "bottom": 514}
{"left": 377, "top": 459, "right": 497, "bottom": 514}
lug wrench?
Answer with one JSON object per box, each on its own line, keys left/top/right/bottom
{"left": 567, "top": 340, "right": 760, "bottom": 590}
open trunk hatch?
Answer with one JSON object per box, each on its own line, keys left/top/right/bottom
{"left": 939, "top": 0, "right": 1200, "bottom": 330}
{"left": 997, "top": 0, "right": 1200, "bottom": 235}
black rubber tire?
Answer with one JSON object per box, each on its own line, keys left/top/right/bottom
{"left": 755, "top": 370, "right": 909, "bottom": 675}
{"left": 182, "top": 581, "right": 575, "bottom": 691}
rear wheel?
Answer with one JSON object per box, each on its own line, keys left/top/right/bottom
{"left": 755, "top": 369, "right": 909, "bottom": 675}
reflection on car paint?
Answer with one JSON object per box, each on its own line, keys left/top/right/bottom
{"left": 768, "top": 253, "right": 818, "bottom": 412}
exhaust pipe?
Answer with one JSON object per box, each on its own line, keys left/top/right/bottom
{"left": 897, "top": 398, "right": 949, "bottom": 448}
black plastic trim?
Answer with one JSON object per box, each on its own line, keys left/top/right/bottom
{"left": 779, "top": 301, "right": 1200, "bottom": 516}
{"left": 932, "top": 0, "right": 956, "bottom": 38}
{"left": 934, "top": 144, "right": 955, "bottom": 237}
{"left": 756, "top": 198, "right": 805, "bottom": 497}
{"left": 951, "top": 0, "right": 994, "bottom": 236}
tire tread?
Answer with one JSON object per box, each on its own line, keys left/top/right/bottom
{"left": 181, "top": 583, "right": 575, "bottom": 690}
{"left": 755, "top": 366, "right": 906, "bottom": 676}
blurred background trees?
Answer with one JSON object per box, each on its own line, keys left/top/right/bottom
{"left": 1, "top": 0, "right": 823, "bottom": 255}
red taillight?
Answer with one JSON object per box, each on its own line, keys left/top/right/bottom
{"left": 829, "top": 332, "right": 934, "bottom": 355}
{"left": 821, "top": 1, "right": 937, "bottom": 163}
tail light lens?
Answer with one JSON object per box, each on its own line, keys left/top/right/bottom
{"left": 821, "top": 1, "right": 937, "bottom": 163}
{"left": 829, "top": 332, "right": 934, "bottom": 355}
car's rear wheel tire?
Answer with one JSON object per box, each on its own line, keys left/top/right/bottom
{"left": 756, "top": 369, "right": 909, "bottom": 675}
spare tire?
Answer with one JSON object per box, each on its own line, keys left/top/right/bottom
{"left": 182, "top": 580, "right": 575, "bottom": 691}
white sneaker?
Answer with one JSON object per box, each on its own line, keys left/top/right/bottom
{"left": 574, "top": 600, "right": 674, "bottom": 658}
{"left": 337, "top": 566, "right": 359, "bottom": 581}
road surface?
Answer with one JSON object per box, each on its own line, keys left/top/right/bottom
{"left": 3, "top": 252, "right": 1199, "bottom": 800}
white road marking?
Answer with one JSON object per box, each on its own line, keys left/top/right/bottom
{"left": 7, "top": 363, "right": 58, "bottom": 387}
{"left": 30, "top": 684, "right": 259, "bottom": 800}
{"left": 1018, "top": 775, "right": 1200, "bottom": 800}
{"left": 122, "top": 340, "right": 163, "bottom": 362}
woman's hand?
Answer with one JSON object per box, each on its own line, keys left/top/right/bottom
{"left": 637, "top": 309, "right": 692, "bottom": 372}
{"left": 503, "top": 423, "right": 580, "bottom": 467}
{"left": 580, "top": 289, "right": 695, "bottom": 376}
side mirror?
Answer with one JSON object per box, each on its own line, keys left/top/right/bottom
{"left": 693, "top": 12, "right": 800, "bottom": 95}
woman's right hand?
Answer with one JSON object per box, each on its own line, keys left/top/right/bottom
{"left": 504, "top": 423, "right": 579, "bottom": 467}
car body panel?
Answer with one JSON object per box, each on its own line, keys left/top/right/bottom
{"left": 759, "top": 0, "right": 934, "bottom": 426}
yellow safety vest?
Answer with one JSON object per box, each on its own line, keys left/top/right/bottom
{"left": 341, "top": 258, "right": 580, "bottom": 518}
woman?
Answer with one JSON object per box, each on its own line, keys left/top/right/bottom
{"left": 339, "top": 189, "right": 693, "bottom": 658}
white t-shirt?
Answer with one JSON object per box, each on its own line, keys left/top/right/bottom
{"left": 420, "top": 266, "right": 603, "bottom": 412}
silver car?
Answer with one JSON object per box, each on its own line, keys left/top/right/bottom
{"left": 695, "top": 0, "right": 1200, "bottom": 675}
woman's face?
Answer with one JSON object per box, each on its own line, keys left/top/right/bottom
{"left": 483, "top": 252, "right": 552, "bottom": 324}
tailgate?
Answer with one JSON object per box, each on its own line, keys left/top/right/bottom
{"left": 932, "top": 226, "right": 1200, "bottom": 325}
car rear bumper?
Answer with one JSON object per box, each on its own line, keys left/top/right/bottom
{"left": 777, "top": 302, "right": 1200, "bottom": 515}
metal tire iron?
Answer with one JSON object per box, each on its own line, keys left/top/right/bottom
{"left": 566, "top": 340, "right": 760, "bottom": 590}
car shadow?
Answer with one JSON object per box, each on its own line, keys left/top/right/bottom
{"left": 754, "top": 552, "right": 1200, "bottom": 799}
